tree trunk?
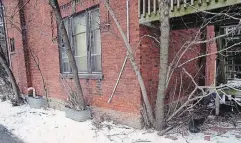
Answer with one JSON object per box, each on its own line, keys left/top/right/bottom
{"left": 155, "top": 0, "right": 170, "bottom": 130}
{"left": 215, "top": 28, "right": 225, "bottom": 116}
{"left": 49, "top": 0, "right": 85, "bottom": 110}
{"left": 103, "top": 1, "right": 155, "bottom": 126}
{"left": 0, "top": 52, "right": 22, "bottom": 105}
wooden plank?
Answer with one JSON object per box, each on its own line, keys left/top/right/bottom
{"left": 138, "top": 0, "right": 141, "bottom": 18}
{"left": 225, "top": 64, "right": 241, "bottom": 66}
{"left": 148, "top": 0, "right": 151, "bottom": 16}
{"left": 226, "top": 71, "right": 241, "bottom": 74}
{"left": 184, "top": 0, "right": 187, "bottom": 8}
{"left": 177, "top": 0, "right": 180, "bottom": 10}
{"left": 191, "top": 0, "right": 194, "bottom": 5}
{"left": 153, "top": 0, "right": 156, "bottom": 14}
{"left": 171, "top": 0, "right": 174, "bottom": 11}
{"left": 143, "top": 0, "right": 146, "bottom": 17}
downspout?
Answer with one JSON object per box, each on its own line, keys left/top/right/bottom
{"left": 1, "top": 5, "right": 11, "bottom": 68}
{"left": 127, "top": 0, "right": 129, "bottom": 42}
{"left": 18, "top": 0, "right": 32, "bottom": 88}
{"left": 0, "top": 2, "right": 10, "bottom": 66}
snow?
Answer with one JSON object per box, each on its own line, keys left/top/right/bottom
{"left": 0, "top": 101, "right": 241, "bottom": 143}
{"left": 227, "top": 79, "right": 241, "bottom": 88}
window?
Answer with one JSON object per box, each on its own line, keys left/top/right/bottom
{"left": 59, "top": 8, "right": 101, "bottom": 78}
{"left": 222, "top": 25, "right": 241, "bottom": 80}
{"left": 10, "top": 38, "right": 15, "bottom": 52}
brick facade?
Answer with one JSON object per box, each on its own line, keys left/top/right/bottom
{"left": 2, "top": 0, "right": 217, "bottom": 128}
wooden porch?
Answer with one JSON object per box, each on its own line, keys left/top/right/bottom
{"left": 139, "top": 0, "right": 241, "bottom": 25}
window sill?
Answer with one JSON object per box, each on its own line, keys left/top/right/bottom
{"left": 62, "top": 73, "right": 103, "bottom": 80}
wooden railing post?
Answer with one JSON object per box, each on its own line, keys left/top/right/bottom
{"left": 143, "top": 0, "right": 146, "bottom": 17}
{"left": 191, "top": 0, "right": 194, "bottom": 5}
{"left": 177, "top": 0, "right": 180, "bottom": 10}
{"left": 171, "top": 0, "right": 174, "bottom": 11}
{"left": 138, "top": 0, "right": 141, "bottom": 18}
{"left": 153, "top": 0, "right": 157, "bottom": 15}
{"left": 148, "top": 0, "right": 151, "bottom": 16}
{"left": 184, "top": 0, "right": 187, "bottom": 8}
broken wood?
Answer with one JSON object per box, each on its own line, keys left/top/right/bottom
{"left": 108, "top": 53, "right": 128, "bottom": 103}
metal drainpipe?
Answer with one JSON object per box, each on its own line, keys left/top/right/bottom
{"left": 27, "top": 87, "right": 36, "bottom": 98}
{"left": 2, "top": 5, "right": 11, "bottom": 68}
{"left": 127, "top": 0, "right": 130, "bottom": 42}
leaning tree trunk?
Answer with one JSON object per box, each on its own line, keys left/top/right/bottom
{"left": 155, "top": 0, "right": 170, "bottom": 130}
{"left": 0, "top": 52, "right": 22, "bottom": 105}
{"left": 49, "top": 0, "right": 85, "bottom": 110}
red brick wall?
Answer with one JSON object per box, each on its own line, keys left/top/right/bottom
{"left": 140, "top": 26, "right": 207, "bottom": 107}
{"left": 205, "top": 26, "right": 217, "bottom": 86}
{"left": 3, "top": 0, "right": 142, "bottom": 115}
{"left": 139, "top": 26, "right": 159, "bottom": 108}
{"left": 2, "top": 0, "right": 217, "bottom": 127}
{"left": 2, "top": 0, "right": 30, "bottom": 93}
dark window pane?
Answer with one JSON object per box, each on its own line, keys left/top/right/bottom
{"left": 10, "top": 38, "right": 15, "bottom": 52}
{"left": 90, "top": 9, "right": 101, "bottom": 72}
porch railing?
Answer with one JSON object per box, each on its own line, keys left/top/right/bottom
{"left": 139, "top": 0, "right": 241, "bottom": 24}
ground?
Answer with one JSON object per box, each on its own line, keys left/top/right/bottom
{"left": 0, "top": 101, "right": 241, "bottom": 143}
{"left": 0, "top": 125, "right": 23, "bottom": 143}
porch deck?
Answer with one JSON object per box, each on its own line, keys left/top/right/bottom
{"left": 139, "top": 0, "right": 241, "bottom": 24}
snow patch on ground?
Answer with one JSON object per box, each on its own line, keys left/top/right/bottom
{"left": 227, "top": 79, "right": 241, "bottom": 87}
{"left": 0, "top": 101, "right": 241, "bottom": 143}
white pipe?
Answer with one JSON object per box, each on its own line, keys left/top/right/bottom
{"left": 27, "top": 87, "right": 36, "bottom": 98}
{"left": 107, "top": 0, "right": 130, "bottom": 103}
{"left": 127, "top": 0, "right": 130, "bottom": 42}
{"left": 1, "top": 5, "right": 11, "bottom": 68}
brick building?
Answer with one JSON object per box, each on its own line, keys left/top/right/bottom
{"left": 1, "top": 0, "right": 240, "bottom": 128}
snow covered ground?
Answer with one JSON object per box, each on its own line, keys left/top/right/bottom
{"left": 0, "top": 101, "right": 241, "bottom": 143}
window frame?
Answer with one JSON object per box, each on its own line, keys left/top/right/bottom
{"left": 59, "top": 7, "right": 102, "bottom": 79}
{"left": 9, "top": 38, "right": 15, "bottom": 53}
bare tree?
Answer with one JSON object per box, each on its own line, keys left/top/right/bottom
{"left": 28, "top": 47, "right": 49, "bottom": 107}
{"left": 48, "top": 0, "right": 86, "bottom": 110}
{"left": 103, "top": 0, "right": 155, "bottom": 126}
{"left": 155, "top": 0, "right": 170, "bottom": 130}
{"left": 0, "top": 0, "right": 24, "bottom": 105}
{"left": 104, "top": 0, "right": 241, "bottom": 132}
{"left": 0, "top": 45, "right": 23, "bottom": 105}
{"left": 4, "top": 0, "right": 241, "bottom": 132}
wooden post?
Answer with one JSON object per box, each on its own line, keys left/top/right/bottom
{"left": 177, "top": 0, "right": 180, "bottom": 10}
{"left": 148, "top": 0, "right": 151, "bottom": 16}
{"left": 138, "top": 0, "right": 141, "bottom": 18}
{"left": 191, "top": 0, "right": 194, "bottom": 5}
{"left": 171, "top": 0, "right": 174, "bottom": 11}
{"left": 153, "top": 0, "right": 156, "bottom": 15}
{"left": 184, "top": 0, "right": 187, "bottom": 8}
{"left": 215, "top": 28, "right": 226, "bottom": 116}
{"left": 143, "top": 0, "right": 146, "bottom": 17}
